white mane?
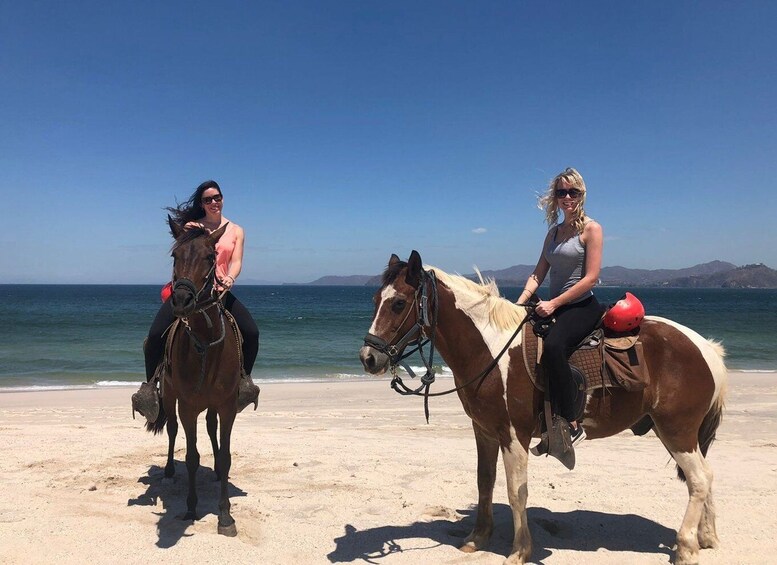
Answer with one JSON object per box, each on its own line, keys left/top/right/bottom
{"left": 427, "top": 266, "right": 527, "bottom": 331}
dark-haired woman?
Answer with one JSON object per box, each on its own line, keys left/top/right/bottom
{"left": 133, "top": 180, "right": 260, "bottom": 421}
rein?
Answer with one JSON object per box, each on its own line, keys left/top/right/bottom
{"left": 364, "top": 269, "right": 534, "bottom": 422}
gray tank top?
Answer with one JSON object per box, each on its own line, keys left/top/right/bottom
{"left": 543, "top": 226, "right": 592, "bottom": 303}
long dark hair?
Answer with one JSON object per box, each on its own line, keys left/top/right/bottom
{"left": 166, "top": 180, "right": 222, "bottom": 227}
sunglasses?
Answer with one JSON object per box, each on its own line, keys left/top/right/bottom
{"left": 201, "top": 194, "right": 223, "bottom": 205}
{"left": 555, "top": 188, "right": 582, "bottom": 199}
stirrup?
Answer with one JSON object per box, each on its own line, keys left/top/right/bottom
{"left": 547, "top": 415, "right": 576, "bottom": 470}
{"left": 131, "top": 380, "right": 160, "bottom": 424}
{"left": 530, "top": 434, "right": 549, "bottom": 456}
{"left": 237, "top": 372, "right": 260, "bottom": 412}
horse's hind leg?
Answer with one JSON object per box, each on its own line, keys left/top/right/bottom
{"left": 216, "top": 406, "right": 237, "bottom": 537}
{"left": 460, "top": 422, "right": 498, "bottom": 554}
{"left": 668, "top": 446, "right": 713, "bottom": 565}
{"left": 697, "top": 473, "right": 719, "bottom": 549}
{"left": 164, "top": 397, "right": 178, "bottom": 478}
{"left": 206, "top": 408, "right": 220, "bottom": 481}
{"left": 178, "top": 403, "right": 200, "bottom": 521}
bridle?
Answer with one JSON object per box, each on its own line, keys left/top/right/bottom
{"left": 172, "top": 252, "right": 231, "bottom": 391}
{"left": 363, "top": 269, "right": 534, "bottom": 422}
{"left": 363, "top": 269, "right": 438, "bottom": 378}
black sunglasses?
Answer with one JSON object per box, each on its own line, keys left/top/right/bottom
{"left": 555, "top": 188, "right": 582, "bottom": 199}
{"left": 201, "top": 194, "right": 223, "bottom": 205}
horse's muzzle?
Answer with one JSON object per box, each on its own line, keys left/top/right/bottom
{"left": 360, "top": 345, "right": 389, "bottom": 375}
{"left": 171, "top": 289, "right": 196, "bottom": 318}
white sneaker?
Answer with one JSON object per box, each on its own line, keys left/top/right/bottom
{"left": 570, "top": 425, "right": 586, "bottom": 447}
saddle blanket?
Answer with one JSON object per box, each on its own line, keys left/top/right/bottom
{"left": 522, "top": 326, "right": 650, "bottom": 393}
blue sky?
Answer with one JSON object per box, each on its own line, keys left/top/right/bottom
{"left": 2, "top": 1, "right": 775, "bottom": 284}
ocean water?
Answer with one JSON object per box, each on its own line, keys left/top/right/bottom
{"left": 0, "top": 284, "right": 774, "bottom": 391}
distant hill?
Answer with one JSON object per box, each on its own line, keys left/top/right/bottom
{"left": 301, "top": 260, "right": 777, "bottom": 289}
{"left": 666, "top": 264, "right": 777, "bottom": 288}
{"left": 304, "top": 275, "right": 376, "bottom": 286}
{"left": 467, "top": 261, "right": 740, "bottom": 288}
{"left": 598, "top": 260, "right": 737, "bottom": 286}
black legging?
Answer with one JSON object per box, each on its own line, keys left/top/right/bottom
{"left": 540, "top": 295, "right": 603, "bottom": 422}
{"left": 144, "top": 291, "right": 259, "bottom": 381}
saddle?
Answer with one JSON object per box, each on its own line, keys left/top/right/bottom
{"left": 522, "top": 321, "right": 650, "bottom": 401}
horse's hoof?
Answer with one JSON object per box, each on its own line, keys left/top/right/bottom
{"left": 458, "top": 542, "right": 478, "bottom": 554}
{"left": 181, "top": 511, "right": 197, "bottom": 522}
{"left": 164, "top": 466, "right": 175, "bottom": 479}
{"left": 218, "top": 521, "right": 237, "bottom": 537}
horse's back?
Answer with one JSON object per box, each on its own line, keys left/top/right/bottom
{"left": 640, "top": 316, "right": 727, "bottom": 411}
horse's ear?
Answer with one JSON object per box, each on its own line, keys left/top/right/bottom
{"left": 168, "top": 215, "right": 183, "bottom": 239}
{"left": 207, "top": 222, "right": 229, "bottom": 246}
{"left": 388, "top": 254, "right": 401, "bottom": 268}
{"left": 405, "top": 250, "right": 423, "bottom": 288}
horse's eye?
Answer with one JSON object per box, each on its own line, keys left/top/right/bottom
{"left": 392, "top": 299, "right": 406, "bottom": 313}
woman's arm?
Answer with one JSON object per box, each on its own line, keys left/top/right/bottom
{"left": 536, "top": 221, "right": 602, "bottom": 316}
{"left": 517, "top": 232, "right": 552, "bottom": 304}
{"left": 224, "top": 226, "right": 245, "bottom": 288}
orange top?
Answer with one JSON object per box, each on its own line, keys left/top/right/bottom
{"left": 214, "top": 222, "right": 238, "bottom": 289}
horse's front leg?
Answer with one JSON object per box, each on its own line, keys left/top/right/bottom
{"left": 206, "top": 408, "right": 220, "bottom": 481}
{"left": 501, "top": 433, "right": 532, "bottom": 564}
{"left": 164, "top": 396, "right": 178, "bottom": 478}
{"left": 178, "top": 402, "right": 200, "bottom": 521}
{"left": 460, "top": 422, "right": 499, "bottom": 553}
{"left": 216, "top": 404, "right": 237, "bottom": 537}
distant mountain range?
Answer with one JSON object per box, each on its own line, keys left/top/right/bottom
{"left": 301, "top": 261, "right": 777, "bottom": 289}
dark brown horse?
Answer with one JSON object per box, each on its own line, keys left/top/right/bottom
{"left": 146, "top": 218, "right": 243, "bottom": 536}
{"left": 360, "top": 251, "right": 727, "bottom": 565}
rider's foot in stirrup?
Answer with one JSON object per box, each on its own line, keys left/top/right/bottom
{"left": 132, "top": 380, "right": 160, "bottom": 424}
{"left": 570, "top": 423, "right": 586, "bottom": 447}
{"left": 237, "top": 372, "right": 260, "bottom": 412}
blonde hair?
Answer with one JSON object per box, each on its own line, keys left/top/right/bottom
{"left": 538, "top": 167, "right": 589, "bottom": 234}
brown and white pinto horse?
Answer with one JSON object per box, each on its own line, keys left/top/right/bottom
{"left": 359, "top": 251, "right": 727, "bottom": 565}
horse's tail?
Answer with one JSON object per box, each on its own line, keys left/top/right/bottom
{"left": 145, "top": 400, "right": 168, "bottom": 435}
{"left": 677, "top": 339, "right": 728, "bottom": 481}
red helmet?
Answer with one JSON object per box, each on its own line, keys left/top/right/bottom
{"left": 603, "top": 292, "right": 645, "bottom": 332}
{"left": 160, "top": 281, "right": 173, "bottom": 303}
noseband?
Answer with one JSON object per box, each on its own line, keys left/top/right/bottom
{"left": 172, "top": 260, "right": 218, "bottom": 305}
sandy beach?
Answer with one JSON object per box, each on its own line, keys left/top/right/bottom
{"left": 1, "top": 371, "right": 776, "bottom": 565}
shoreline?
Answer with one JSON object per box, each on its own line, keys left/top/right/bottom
{"left": 0, "top": 368, "right": 774, "bottom": 395}
{"left": 1, "top": 371, "right": 776, "bottom": 564}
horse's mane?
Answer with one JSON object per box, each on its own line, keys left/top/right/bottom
{"left": 429, "top": 267, "right": 527, "bottom": 331}
{"left": 381, "top": 261, "right": 526, "bottom": 331}
{"left": 171, "top": 226, "right": 209, "bottom": 252}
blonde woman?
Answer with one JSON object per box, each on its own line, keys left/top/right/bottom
{"left": 517, "top": 168, "right": 604, "bottom": 449}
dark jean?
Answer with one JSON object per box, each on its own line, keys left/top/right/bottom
{"left": 144, "top": 291, "right": 259, "bottom": 381}
{"left": 540, "top": 295, "right": 604, "bottom": 422}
